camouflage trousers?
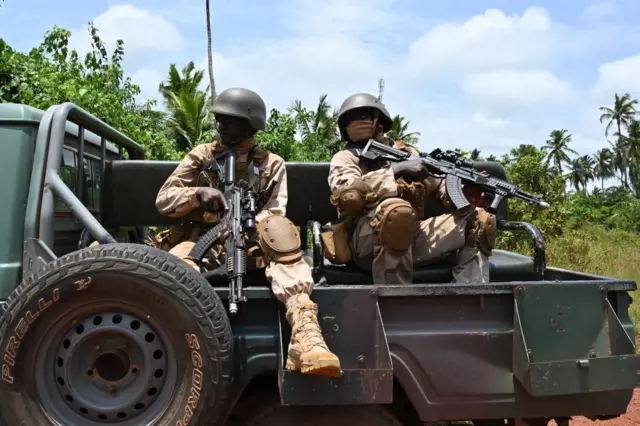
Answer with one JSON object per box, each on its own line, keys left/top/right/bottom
{"left": 151, "top": 226, "right": 314, "bottom": 303}
{"left": 349, "top": 200, "right": 490, "bottom": 285}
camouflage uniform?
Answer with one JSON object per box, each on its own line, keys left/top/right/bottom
{"left": 155, "top": 87, "right": 341, "bottom": 377}
{"left": 325, "top": 93, "right": 496, "bottom": 285}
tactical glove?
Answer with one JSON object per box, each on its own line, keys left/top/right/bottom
{"left": 391, "top": 159, "right": 430, "bottom": 181}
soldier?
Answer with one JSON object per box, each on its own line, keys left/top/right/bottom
{"left": 325, "top": 93, "right": 496, "bottom": 285}
{"left": 154, "top": 87, "right": 341, "bottom": 377}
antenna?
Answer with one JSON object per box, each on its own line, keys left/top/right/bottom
{"left": 378, "top": 78, "right": 385, "bottom": 101}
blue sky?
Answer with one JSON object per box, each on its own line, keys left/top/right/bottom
{"left": 2, "top": 0, "right": 640, "bottom": 165}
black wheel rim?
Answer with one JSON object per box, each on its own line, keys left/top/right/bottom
{"left": 35, "top": 303, "right": 179, "bottom": 425}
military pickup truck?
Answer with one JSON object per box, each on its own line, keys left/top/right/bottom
{"left": 0, "top": 102, "right": 636, "bottom": 426}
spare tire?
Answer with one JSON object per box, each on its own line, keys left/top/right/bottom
{"left": 0, "top": 243, "right": 233, "bottom": 426}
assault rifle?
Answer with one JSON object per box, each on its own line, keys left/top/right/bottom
{"left": 187, "top": 148, "right": 259, "bottom": 315}
{"left": 360, "top": 139, "right": 550, "bottom": 214}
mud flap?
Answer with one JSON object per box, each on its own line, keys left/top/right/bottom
{"left": 277, "top": 288, "right": 393, "bottom": 405}
{"left": 513, "top": 283, "right": 639, "bottom": 397}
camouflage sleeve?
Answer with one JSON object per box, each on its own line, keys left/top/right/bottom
{"left": 328, "top": 150, "right": 398, "bottom": 198}
{"left": 155, "top": 143, "right": 212, "bottom": 218}
{"left": 255, "top": 153, "right": 287, "bottom": 224}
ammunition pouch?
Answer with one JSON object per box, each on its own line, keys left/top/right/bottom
{"left": 330, "top": 178, "right": 378, "bottom": 215}
{"left": 396, "top": 178, "right": 426, "bottom": 218}
{"left": 257, "top": 215, "right": 303, "bottom": 263}
{"left": 320, "top": 222, "right": 352, "bottom": 265}
{"left": 369, "top": 198, "right": 418, "bottom": 254}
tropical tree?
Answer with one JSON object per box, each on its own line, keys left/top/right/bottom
{"left": 542, "top": 129, "right": 577, "bottom": 173}
{"left": 158, "top": 61, "right": 213, "bottom": 151}
{"left": 593, "top": 148, "right": 614, "bottom": 191}
{"left": 469, "top": 148, "right": 483, "bottom": 161}
{"left": 620, "top": 120, "right": 640, "bottom": 164}
{"left": 388, "top": 115, "right": 420, "bottom": 144}
{"left": 608, "top": 138, "right": 630, "bottom": 187}
{"left": 565, "top": 156, "right": 595, "bottom": 193}
{"left": 599, "top": 92, "right": 639, "bottom": 137}
{"left": 599, "top": 92, "right": 639, "bottom": 187}
{"left": 289, "top": 94, "right": 340, "bottom": 161}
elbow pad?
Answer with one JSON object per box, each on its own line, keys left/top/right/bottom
{"left": 330, "top": 178, "right": 378, "bottom": 215}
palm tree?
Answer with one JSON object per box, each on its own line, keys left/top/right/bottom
{"left": 599, "top": 92, "right": 639, "bottom": 137}
{"left": 608, "top": 138, "right": 629, "bottom": 187}
{"left": 542, "top": 129, "right": 578, "bottom": 173}
{"left": 469, "top": 149, "right": 483, "bottom": 161}
{"left": 486, "top": 154, "right": 498, "bottom": 162}
{"left": 290, "top": 95, "right": 340, "bottom": 161}
{"left": 565, "top": 156, "right": 595, "bottom": 194}
{"left": 599, "top": 93, "right": 639, "bottom": 187}
{"left": 387, "top": 115, "right": 420, "bottom": 144}
{"left": 205, "top": 0, "right": 217, "bottom": 105}
{"left": 159, "top": 62, "right": 213, "bottom": 151}
{"left": 593, "top": 148, "right": 614, "bottom": 191}
{"left": 620, "top": 120, "right": 640, "bottom": 165}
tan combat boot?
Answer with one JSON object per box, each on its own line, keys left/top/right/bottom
{"left": 285, "top": 294, "right": 342, "bottom": 377}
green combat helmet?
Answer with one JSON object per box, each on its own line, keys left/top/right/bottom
{"left": 337, "top": 93, "right": 393, "bottom": 141}
{"left": 211, "top": 87, "right": 267, "bottom": 131}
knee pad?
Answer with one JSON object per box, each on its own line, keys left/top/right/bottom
{"left": 371, "top": 198, "right": 418, "bottom": 254}
{"left": 330, "top": 178, "right": 378, "bottom": 215}
{"left": 257, "top": 215, "right": 303, "bottom": 263}
{"left": 466, "top": 209, "right": 497, "bottom": 256}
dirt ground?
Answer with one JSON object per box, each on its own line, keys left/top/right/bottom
{"left": 568, "top": 389, "right": 640, "bottom": 426}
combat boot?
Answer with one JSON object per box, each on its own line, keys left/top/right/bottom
{"left": 285, "top": 293, "right": 342, "bottom": 377}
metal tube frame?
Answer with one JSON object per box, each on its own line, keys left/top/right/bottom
{"left": 22, "top": 103, "right": 145, "bottom": 278}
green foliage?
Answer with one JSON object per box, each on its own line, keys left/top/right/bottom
{"left": 255, "top": 109, "right": 299, "bottom": 160}
{"left": 158, "top": 62, "right": 214, "bottom": 151}
{"left": 0, "top": 24, "right": 184, "bottom": 160}
{"left": 497, "top": 145, "right": 569, "bottom": 252}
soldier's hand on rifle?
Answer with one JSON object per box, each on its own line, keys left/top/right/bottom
{"left": 462, "top": 170, "right": 487, "bottom": 207}
{"left": 196, "top": 188, "right": 229, "bottom": 213}
{"left": 391, "top": 159, "right": 430, "bottom": 181}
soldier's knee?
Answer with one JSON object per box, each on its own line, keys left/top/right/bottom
{"left": 465, "top": 209, "right": 496, "bottom": 256}
{"left": 257, "top": 215, "right": 303, "bottom": 263}
{"left": 330, "top": 178, "right": 378, "bottom": 215}
{"left": 370, "top": 198, "right": 418, "bottom": 254}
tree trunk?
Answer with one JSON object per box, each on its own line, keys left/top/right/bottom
{"left": 206, "top": 0, "right": 216, "bottom": 106}
{"left": 617, "top": 120, "right": 629, "bottom": 188}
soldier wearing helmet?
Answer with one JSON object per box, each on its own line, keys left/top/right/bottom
{"left": 325, "top": 93, "right": 496, "bottom": 285}
{"left": 155, "top": 88, "right": 341, "bottom": 377}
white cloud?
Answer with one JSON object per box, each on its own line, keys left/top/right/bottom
{"left": 282, "top": 0, "right": 401, "bottom": 36}
{"left": 591, "top": 54, "right": 640, "bottom": 100}
{"left": 462, "top": 69, "right": 575, "bottom": 110}
{"left": 472, "top": 112, "right": 508, "bottom": 128}
{"left": 407, "top": 7, "right": 561, "bottom": 78}
{"left": 69, "top": 5, "right": 183, "bottom": 57}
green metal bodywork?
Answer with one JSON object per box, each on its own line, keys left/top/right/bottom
{"left": 0, "top": 102, "right": 637, "bottom": 424}
{"left": 0, "top": 103, "right": 126, "bottom": 297}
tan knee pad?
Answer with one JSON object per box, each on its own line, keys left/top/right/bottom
{"left": 370, "top": 198, "right": 418, "bottom": 254}
{"left": 257, "top": 215, "right": 303, "bottom": 263}
{"left": 466, "top": 209, "right": 497, "bottom": 256}
{"left": 330, "top": 178, "right": 378, "bottom": 215}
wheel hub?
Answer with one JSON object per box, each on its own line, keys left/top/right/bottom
{"left": 53, "top": 312, "right": 169, "bottom": 422}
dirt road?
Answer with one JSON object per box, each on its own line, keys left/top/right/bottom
{"left": 570, "top": 389, "right": 640, "bottom": 426}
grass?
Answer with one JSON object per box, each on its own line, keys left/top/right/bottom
{"left": 542, "top": 223, "right": 640, "bottom": 325}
